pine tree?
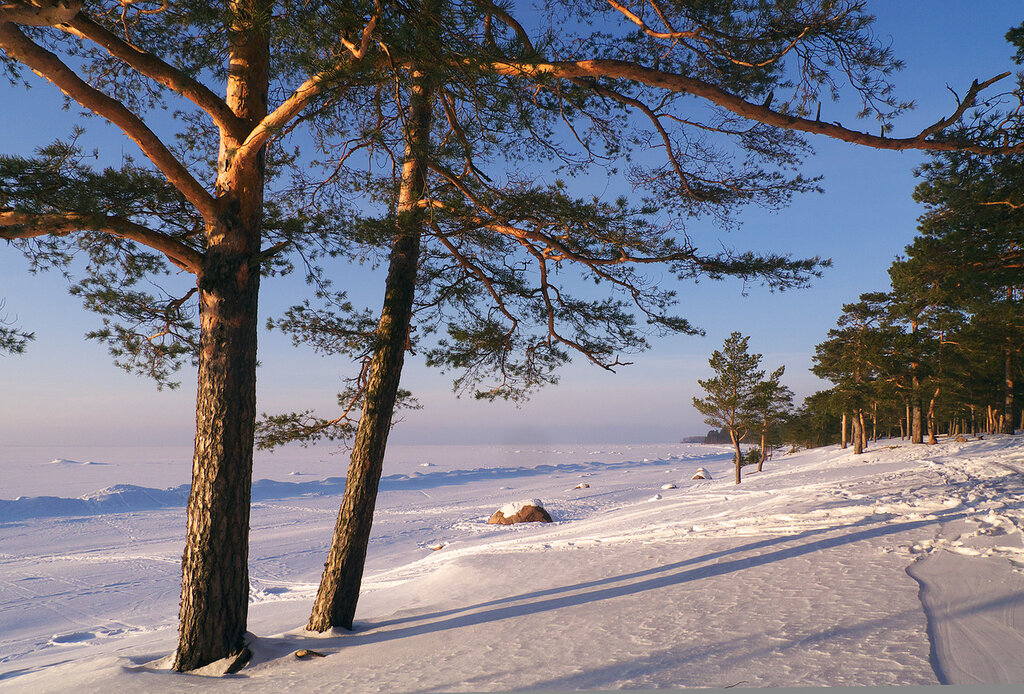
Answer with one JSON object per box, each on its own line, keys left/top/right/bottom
{"left": 812, "top": 293, "right": 894, "bottom": 453}
{"left": 693, "top": 332, "right": 764, "bottom": 483}
{"left": 750, "top": 365, "right": 794, "bottom": 471}
{"left": 0, "top": 0, "right": 379, "bottom": 671}
{"left": 909, "top": 140, "right": 1024, "bottom": 434}
{"left": 263, "top": 1, "right": 1024, "bottom": 632}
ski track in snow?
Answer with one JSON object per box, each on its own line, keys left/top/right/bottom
{"left": 1, "top": 438, "right": 1024, "bottom": 690}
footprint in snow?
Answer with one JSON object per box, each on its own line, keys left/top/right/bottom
{"left": 49, "top": 631, "right": 95, "bottom": 644}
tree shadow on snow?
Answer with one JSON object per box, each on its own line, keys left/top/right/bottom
{"left": 354, "top": 508, "right": 976, "bottom": 646}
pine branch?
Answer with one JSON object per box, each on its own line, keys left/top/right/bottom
{"left": 0, "top": 23, "right": 216, "bottom": 218}
{"left": 0, "top": 209, "right": 202, "bottom": 272}
{"left": 492, "top": 59, "right": 1019, "bottom": 155}
{"left": 0, "top": 0, "right": 81, "bottom": 26}
{"left": 65, "top": 13, "right": 246, "bottom": 137}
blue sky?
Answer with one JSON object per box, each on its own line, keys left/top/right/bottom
{"left": 1, "top": 2, "right": 1021, "bottom": 447}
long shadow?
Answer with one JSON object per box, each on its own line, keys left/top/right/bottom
{"left": 370, "top": 512, "right": 896, "bottom": 629}
{"left": 351, "top": 508, "right": 972, "bottom": 647}
{"left": 518, "top": 590, "right": 1024, "bottom": 691}
{"left": 0, "top": 453, "right": 732, "bottom": 522}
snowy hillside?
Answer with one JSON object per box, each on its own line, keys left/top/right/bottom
{"left": 2, "top": 436, "right": 1024, "bottom": 692}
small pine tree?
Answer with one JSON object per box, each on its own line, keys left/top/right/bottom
{"left": 693, "top": 332, "right": 765, "bottom": 484}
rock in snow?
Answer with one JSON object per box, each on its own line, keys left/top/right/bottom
{"left": 488, "top": 499, "right": 553, "bottom": 524}
{"left": 692, "top": 467, "right": 712, "bottom": 480}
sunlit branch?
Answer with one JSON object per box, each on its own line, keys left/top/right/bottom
{"left": 0, "top": 0, "right": 81, "bottom": 26}
{"left": 338, "top": 3, "right": 379, "bottom": 60}
{"left": 66, "top": 13, "right": 245, "bottom": 136}
{"left": 0, "top": 210, "right": 203, "bottom": 272}
{"left": 0, "top": 24, "right": 216, "bottom": 217}
{"left": 491, "top": 59, "right": 1020, "bottom": 154}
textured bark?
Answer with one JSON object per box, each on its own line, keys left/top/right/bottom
{"left": 305, "top": 226, "right": 421, "bottom": 633}
{"left": 852, "top": 409, "right": 864, "bottom": 455}
{"left": 174, "top": 239, "right": 260, "bottom": 671}
{"left": 173, "top": 1, "right": 269, "bottom": 670}
{"left": 840, "top": 412, "right": 848, "bottom": 449}
{"left": 307, "top": 49, "right": 434, "bottom": 633}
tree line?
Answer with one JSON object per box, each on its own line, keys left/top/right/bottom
{"left": 795, "top": 120, "right": 1024, "bottom": 451}
{"left": 3, "top": 0, "right": 1024, "bottom": 673}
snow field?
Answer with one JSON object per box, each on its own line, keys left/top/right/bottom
{"left": 1, "top": 437, "right": 1024, "bottom": 691}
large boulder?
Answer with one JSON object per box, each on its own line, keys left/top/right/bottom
{"left": 691, "top": 467, "right": 712, "bottom": 480}
{"left": 488, "top": 499, "right": 553, "bottom": 525}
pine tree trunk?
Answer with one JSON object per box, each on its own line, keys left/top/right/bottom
{"left": 174, "top": 234, "right": 261, "bottom": 671}
{"left": 927, "top": 388, "right": 939, "bottom": 445}
{"left": 307, "top": 55, "right": 434, "bottom": 633}
{"left": 731, "top": 429, "right": 742, "bottom": 484}
{"left": 1003, "top": 346, "right": 1015, "bottom": 435}
{"left": 841, "top": 412, "right": 848, "bottom": 449}
{"left": 852, "top": 409, "right": 863, "bottom": 455}
{"left": 757, "top": 419, "right": 767, "bottom": 472}
{"left": 911, "top": 376, "right": 923, "bottom": 443}
{"left": 174, "top": 7, "right": 268, "bottom": 669}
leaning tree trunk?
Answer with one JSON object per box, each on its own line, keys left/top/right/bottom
{"left": 174, "top": 232, "right": 261, "bottom": 671}
{"left": 307, "top": 60, "right": 434, "bottom": 633}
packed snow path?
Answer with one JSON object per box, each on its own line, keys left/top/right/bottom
{"left": 1, "top": 437, "right": 1023, "bottom": 691}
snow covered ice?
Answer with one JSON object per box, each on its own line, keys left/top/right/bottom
{"left": 2, "top": 437, "right": 1024, "bottom": 691}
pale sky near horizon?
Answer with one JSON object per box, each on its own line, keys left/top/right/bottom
{"left": 1, "top": 2, "right": 1022, "bottom": 448}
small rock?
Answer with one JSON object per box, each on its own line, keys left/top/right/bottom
{"left": 661, "top": 483, "right": 677, "bottom": 490}
{"left": 295, "top": 649, "right": 326, "bottom": 659}
{"left": 648, "top": 494, "right": 663, "bottom": 501}
{"left": 428, "top": 543, "right": 445, "bottom": 551}
{"left": 955, "top": 435, "right": 968, "bottom": 443}
{"left": 574, "top": 483, "right": 590, "bottom": 489}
